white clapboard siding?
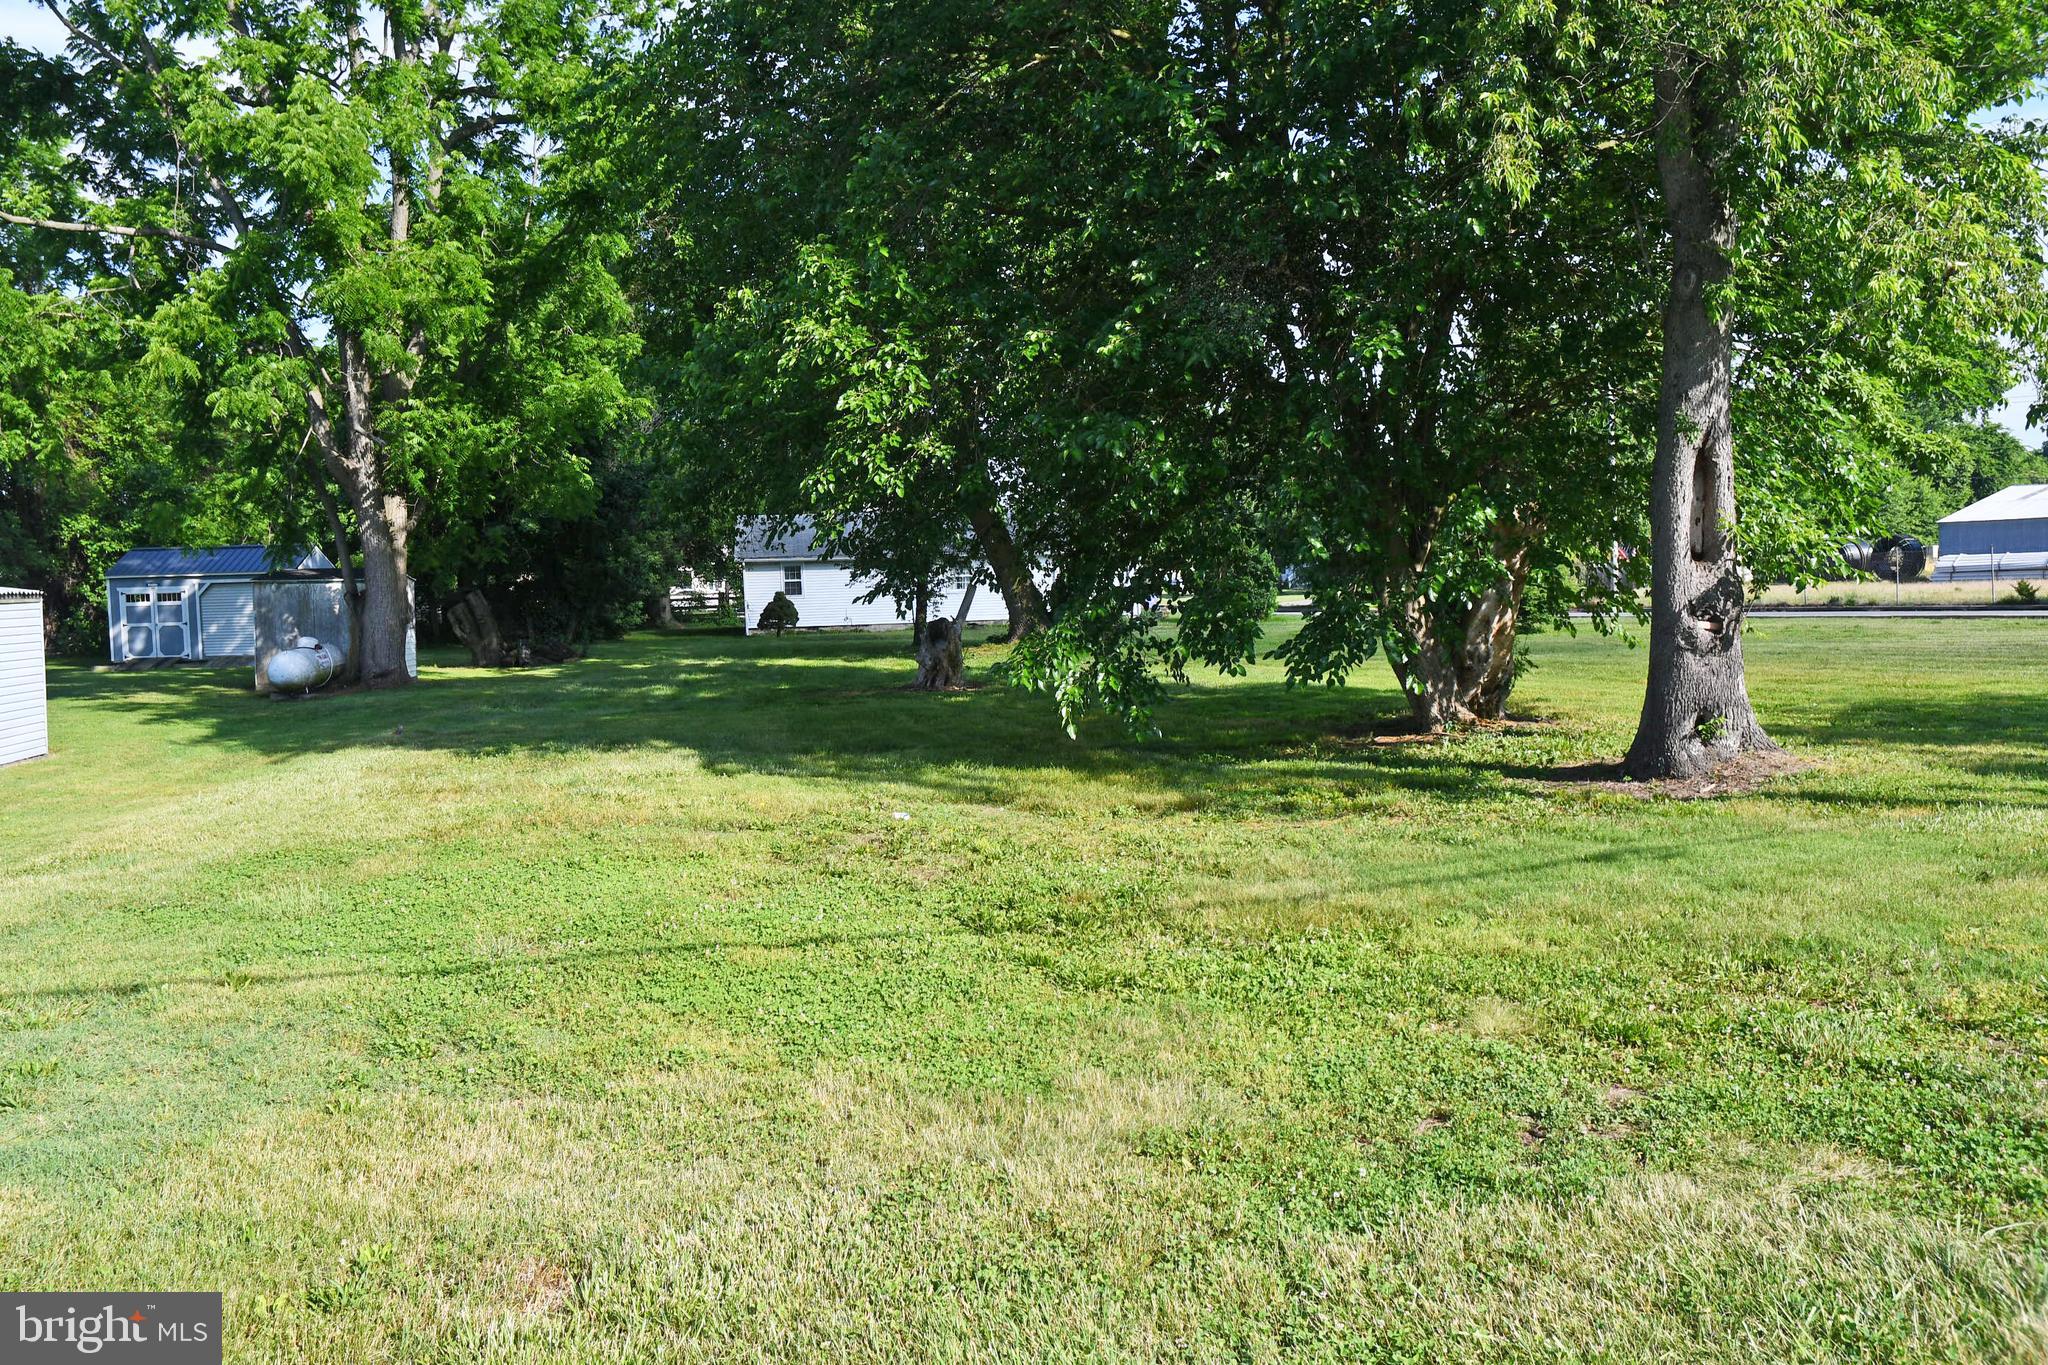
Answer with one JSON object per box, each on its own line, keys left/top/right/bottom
{"left": 0, "top": 593, "right": 49, "bottom": 766}
{"left": 742, "top": 562, "right": 1011, "bottom": 634}
{"left": 199, "top": 582, "right": 257, "bottom": 658}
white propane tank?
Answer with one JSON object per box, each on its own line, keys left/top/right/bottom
{"left": 269, "top": 635, "right": 339, "bottom": 692}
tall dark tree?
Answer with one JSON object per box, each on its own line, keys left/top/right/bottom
{"left": 3, "top": 0, "right": 635, "bottom": 685}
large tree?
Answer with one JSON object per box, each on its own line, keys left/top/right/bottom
{"left": 607, "top": 0, "right": 2046, "bottom": 742}
{"left": 2, "top": 0, "right": 634, "bottom": 685}
{"left": 0, "top": 40, "right": 277, "bottom": 648}
{"left": 1619, "top": 0, "right": 2048, "bottom": 777}
{"left": 1144, "top": 1, "right": 1662, "bottom": 728}
{"left": 612, "top": 0, "right": 1222, "bottom": 670}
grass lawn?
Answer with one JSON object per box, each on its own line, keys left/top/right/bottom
{"left": 3, "top": 618, "right": 2047, "bottom": 1362}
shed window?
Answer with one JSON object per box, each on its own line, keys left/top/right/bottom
{"left": 783, "top": 564, "right": 803, "bottom": 596}
{"left": 123, "top": 592, "right": 150, "bottom": 605}
{"left": 156, "top": 591, "right": 183, "bottom": 604}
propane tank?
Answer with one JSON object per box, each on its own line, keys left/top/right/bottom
{"left": 268, "top": 635, "right": 339, "bottom": 692}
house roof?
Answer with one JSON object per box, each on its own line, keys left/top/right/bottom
{"left": 1939, "top": 484, "right": 2048, "bottom": 525}
{"left": 106, "top": 545, "right": 332, "bottom": 579}
{"left": 0, "top": 586, "right": 41, "bottom": 601}
{"left": 735, "top": 518, "right": 826, "bottom": 563}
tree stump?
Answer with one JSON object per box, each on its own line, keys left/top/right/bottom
{"left": 913, "top": 616, "right": 965, "bottom": 690}
{"left": 447, "top": 589, "right": 506, "bottom": 666}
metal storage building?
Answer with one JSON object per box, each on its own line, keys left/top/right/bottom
{"left": 1933, "top": 485, "right": 2048, "bottom": 582}
{"left": 737, "top": 519, "right": 1011, "bottom": 635}
{"left": 105, "top": 545, "right": 332, "bottom": 663}
{"left": 0, "top": 587, "right": 48, "bottom": 767}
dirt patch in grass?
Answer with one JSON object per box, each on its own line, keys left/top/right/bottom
{"left": 1520, "top": 749, "right": 1815, "bottom": 800}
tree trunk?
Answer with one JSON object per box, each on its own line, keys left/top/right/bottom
{"left": 1387, "top": 529, "right": 1534, "bottom": 729}
{"left": 351, "top": 495, "right": 413, "bottom": 686}
{"left": 645, "top": 589, "right": 675, "bottom": 629}
{"left": 1624, "top": 53, "right": 1776, "bottom": 779}
{"left": 315, "top": 330, "right": 414, "bottom": 689}
{"left": 968, "top": 504, "right": 1048, "bottom": 641}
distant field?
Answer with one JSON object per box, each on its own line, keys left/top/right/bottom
{"left": 3, "top": 619, "right": 2046, "bottom": 1362}
{"left": 1752, "top": 576, "right": 2042, "bottom": 607}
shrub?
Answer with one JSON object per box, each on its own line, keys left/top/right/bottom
{"left": 51, "top": 601, "right": 106, "bottom": 657}
{"left": 2013, "top": 580, "right": 2040, "bottom": 604}
{"left": 756, "top": 591, "right": 800, "bottom": 636}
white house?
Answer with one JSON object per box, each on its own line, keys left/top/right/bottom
{"left": 0, "top": 587, "right": 48, "bottom": 767}
{"left": 1933, "top": 485, "right": 2048, "bottom": 582}
{"left": 105, "top": 545, "right": 332, "bottom": 663}
{"left": 738, "top": 519, "right": 1011, "bottom": 634}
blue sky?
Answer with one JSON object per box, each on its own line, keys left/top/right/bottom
{"left": 0, "top": 0, "right": 64, "bottom": 53}
{"left": 3, "top": 0, "right": 2044, "bottom": 446}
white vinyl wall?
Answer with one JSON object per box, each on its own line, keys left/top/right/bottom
{"left": 0, "top": 591, "right": 49, "bottom": 767}
{"left": 741, "top": 562, "right": 1009, "bottom": 634}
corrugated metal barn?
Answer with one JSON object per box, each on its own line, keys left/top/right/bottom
{"left": 105, "top": 545, "right": 332, "bottom": 663}
{"left": 0, "top": 587, "right": 49, "bottom": 767}
{"left": 1934, "top": 485, "right": 2048, "bottom": 581}
{"left": 737, "top": 519, "right": 1010, "bottom": 635}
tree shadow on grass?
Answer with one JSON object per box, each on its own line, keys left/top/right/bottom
{"left": 1770, "top": 690, "right": 2048, "bottom": 790}
{"left": 47, "top": 632, "right": 1515, "bottom": 813}
{"left": 43, "top": 629, "right": 2048, "bottom": 814}
{"left": 0, "top": 924, "right": 933, "bottom": 1005}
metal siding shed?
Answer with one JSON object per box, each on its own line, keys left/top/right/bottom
{"left": 0, "top": 588, "right": 49, "bottom": 767}
{"left": 104, "top": 545, "right": 333, "bottom": 662}
{"left": 1934, "top": 485, "right": 2048, "bottom": 579}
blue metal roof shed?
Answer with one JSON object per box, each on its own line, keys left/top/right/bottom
{"left": 1933, "top": 485, "right": 2048, "bottom": 581}
{"left": 105, "top": 545, "right": 332, "bottom": 663}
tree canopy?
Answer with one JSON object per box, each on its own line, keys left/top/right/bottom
{"left": 2, "top": 0, "right": 639, "bottom": 678}
{"left": 5, "top": 0, "right": 2046, "bottom": 752}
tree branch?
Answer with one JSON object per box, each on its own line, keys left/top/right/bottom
{"left": 444, "top": 111, "right": 520, "bottom": 147}
{"left": 0, "top": 209, "right": 232, "bottom": 254}
{"left": 35, "top": 0, "right": 133, "bottom": 76}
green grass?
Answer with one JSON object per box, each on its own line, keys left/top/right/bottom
{"left": 3, "top": 618, "right": 2047, "bottom": 1362}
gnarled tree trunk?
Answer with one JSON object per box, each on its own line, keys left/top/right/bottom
{"left": 1387, "top": 527, "right": 1535, "bottom": 729}
{"left": 968, "top": 504, "right": 1048, "bottom": 641}
{"left": 1624, "top": 53, "right": 1776, "bottom": 779}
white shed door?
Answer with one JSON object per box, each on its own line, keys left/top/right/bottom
{"left": 200, "top": 583, "right": 256, "bottom": 658}
{"left": 152, "top": 589, "right": 189, "bottom": 658}
{"left": 118, "top": 589, "right": 156, "bottom": 658}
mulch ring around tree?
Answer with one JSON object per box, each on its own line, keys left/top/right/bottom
{"left": 1523, "top": 749, "right": 1816, "bottom": 800}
